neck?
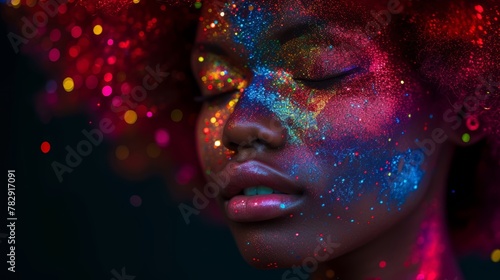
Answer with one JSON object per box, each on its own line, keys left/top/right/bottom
{"left": 313, "top": 146, "right": 463, "bottom": 280}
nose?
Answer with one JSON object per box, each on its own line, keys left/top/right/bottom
{"left": 222, "top": 100, "right": 286, "bottom": 154}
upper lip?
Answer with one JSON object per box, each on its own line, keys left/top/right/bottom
{"left": 220, "top": 161, "right": 303, "bottom": 200}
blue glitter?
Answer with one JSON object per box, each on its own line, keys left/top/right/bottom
{"left": 238, "top": 68, "right": 318, "bottom": 144}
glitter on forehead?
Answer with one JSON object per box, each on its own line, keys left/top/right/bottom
{"left": 227, "top": 1, "right": 272, "bottom": 61}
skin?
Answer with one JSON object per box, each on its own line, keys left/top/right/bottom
{"left": 191, "top": 1, "right": 472, "bottom": 279}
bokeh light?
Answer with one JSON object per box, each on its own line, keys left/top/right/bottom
{"left": 85, "top": 75, "right": 98, "bottom": 89}
{"left": 71, "top": 26, "right": 82, "bottom": 38}
{"left": 130, "top": 195, "right": 142, "bottom": 207}
{"left": 492, "top": 249, "right": 500, "bottom": 262}
{"left": 102, "top": 85, "right": 113, "bottom": 96}
{"left": 48, "top": 48, "right": 60, "bottom": 62}
{"left": 379, "top": 261, "right": 387, "bottom": 268}
{"left": 155, "top": 129, "right": 170, "bottom": 147}
{"left": 104, "top": 72, "right": 113, "bottom": 82}
{"left": 49, "top": 29, "right": 61, "bottom": 42}
{"left": 115, "top": 145, "right": 130, "bottom": 160}
{"left": 11, "top": 0, "right": 21, "bottom": 7}
{"left": 462, "top": 133, "right": 471, "bottom": 143}
{"left": 40, "top": 141, "right": 51, "bottom": 154}
{"left": 124, "top": 110, "right": 138, "bottom": 124}
{"left": 171, "top": 109, "right": 183, "bottom": 122}
{"left": 146, "top": 143, "right": 161, "bottom": 158}
{"left": 93, "top": 24, "right": 103, "bottom": 35}
{"left": 62, "top": 77, "right": 75, "bottom": 92}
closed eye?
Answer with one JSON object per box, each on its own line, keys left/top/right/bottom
{"left": 294, "top": 67, "right": 362, "bottom": 90}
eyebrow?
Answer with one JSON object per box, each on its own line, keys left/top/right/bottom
{"left": 273, "top": 19, "right": 326, "bottom": 45}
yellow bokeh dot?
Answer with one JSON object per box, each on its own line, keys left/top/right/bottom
{"left": 171, "top": 109, "right": 183, "bottom": 122}
{"left": 210, "top": 117, "right": 217, "bottom": 124}
{"left": 115, "top": 145, "right": 130, "bottom": 160}
{"left": 214, "top": 140, "right": 221, "bottom": 147}
{"left": 146, "top": 143, "right": 161, "bottom": 158}
{"left": 198, "top": 56, "right": 204, "bottom": 62}
{"left": 93, "top": 25, "right": 103, "bottom": 35}
{"left": 11, "top": 0, "right": 21, "bottom": 7}
{"left": 491, "top": 249, "right": 500, "bottom": 262}
{"left": 63, "top": 77, "right": 74, "bottom": 92}
{"left": 133, "top": 0, "right": 140, "bottom": 3}
{"left": 124, "top": 110, "right": 138, "bottom": 124}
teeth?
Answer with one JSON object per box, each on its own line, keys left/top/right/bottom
{"left": 257, "top": 186, "right": 273, "bottom": 195}
{"left": 243, "top": 186, "right": 275, "bottom": 196}
{"left": 243, "top": 187, "right": 257, "bottom": 196}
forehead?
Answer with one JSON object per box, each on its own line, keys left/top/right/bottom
{"left": 196, "top": 0, "right": 376, "bottom": 43}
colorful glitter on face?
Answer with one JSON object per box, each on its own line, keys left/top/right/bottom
{"left": 191, "top": 0, "right": 478, "bottom": 274}
{"left": 196, "top": 53, "right": 247, "bottom": 96}
{"left": 195, "top": 0, "right": 427, "bottom": 206}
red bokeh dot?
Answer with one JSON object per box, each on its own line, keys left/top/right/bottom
{"left": 41, "top": 141, "right": 51, "bottom": 154}
{"left": 77, "top": 58, "right": 90, "bottom": 73}
{"left": 71, "top": 26, "right": 82, "bottom": 38}
{"left": 69, "top": 46, "right": 80, "bottom": 58}
{"left": 379, "top": 261, "right": 386, "bottom": 268}
{"left": 48, "top": 48, "right": 60, "bottom": 62}
{"left": 104, "top": 72, "right": 113, "bottom": 82}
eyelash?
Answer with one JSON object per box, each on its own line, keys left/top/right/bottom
{"left": 293, "top": 67, "right": 362, "bottom": 90}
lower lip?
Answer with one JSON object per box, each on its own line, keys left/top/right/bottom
{"left": 225, "top": 194, "right": 302, "bottom": 222}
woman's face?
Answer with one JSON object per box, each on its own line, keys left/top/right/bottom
{"left": 192, "top": 0, "right": 445, "bottom": 268}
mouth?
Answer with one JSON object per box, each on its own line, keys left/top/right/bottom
{"left": 220, "top": 161, "right": 304, "bottom": 223}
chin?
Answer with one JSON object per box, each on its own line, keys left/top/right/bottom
{"left": 226, "top": 218, "right": 349, "bottom": 269}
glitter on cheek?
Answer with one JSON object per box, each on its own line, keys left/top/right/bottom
{"left": 314, "top": 136, "right": 426, "bottom": 210}
{"left": 196, "top": 54, "right": 247, "bottom": 95}
{"left": 199, "top": 93, "right": 241, "bottom": 171}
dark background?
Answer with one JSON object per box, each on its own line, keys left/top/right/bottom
{"left": 1, "top": 11, "right": 499, "bottom": 280}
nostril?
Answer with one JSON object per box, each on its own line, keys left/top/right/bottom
{"left": 227, "top": 141, "right": 240, "bottom": 151}
{"left": 222, "top": 107, "right": 287, "bottom": 152}
{"left": 225, "top": 138, "right": 266, "bottom": 153}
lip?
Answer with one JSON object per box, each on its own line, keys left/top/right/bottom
{"left": 220, "top": 161, "right": 304, "bottom": 222}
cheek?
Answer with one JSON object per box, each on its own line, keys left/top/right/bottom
{"left": 304, "top": 91, "right": 434, "bottom": 210}
{"left": 315, "top": 95, "right": 399, "bottom": 139}
{"left": 305, "top": 135, "right": 427, "bottom": 212}
{"left": 196, "top": 96, "right": 240, "bottom": 173}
